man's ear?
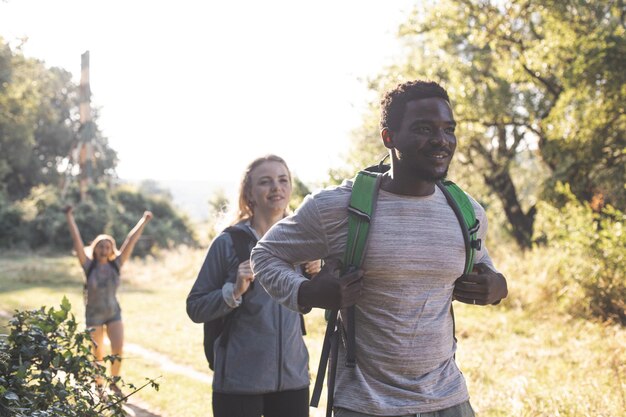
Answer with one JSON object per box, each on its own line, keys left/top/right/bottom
{"left": 381, "top": 128, "right": 394, "bottom": 149}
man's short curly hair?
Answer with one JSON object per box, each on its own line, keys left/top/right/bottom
{"left": 380, "top": 80, "right": 450, "bottom": 131}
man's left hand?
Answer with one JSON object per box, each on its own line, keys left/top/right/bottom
{"left": 453, "top": 263, "right": 508, "bottom": 306}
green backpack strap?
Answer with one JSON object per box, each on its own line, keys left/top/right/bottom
{"left": 343, "top": 171, "right": 381, "bottom": 369}
{"left": 343, "top": 171, "right": 382, "bottom": 272}
{"left": 437, "top": 180, "right": 482, "bottom": 355}
{"left": 310, "top": 171, "right": 381, "bottom": 414}
{"left": 437, "top": 180, "right": 481, "bottom": 274}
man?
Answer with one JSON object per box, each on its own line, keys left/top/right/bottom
{"left": 251, "top": 80, "right": 508, "bottom": 417}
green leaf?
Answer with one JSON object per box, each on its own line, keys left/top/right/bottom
{"left": 61, "top": 296, "right": 72, "bottom": 312}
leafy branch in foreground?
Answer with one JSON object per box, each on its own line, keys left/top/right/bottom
{"left": 0, "top": 296, "right": 159, "bottom": 417}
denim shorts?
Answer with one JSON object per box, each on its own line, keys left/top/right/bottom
{"left": 334, "top": 400, "right": 475, "bottom": 417}
{"left": 85, "top": 303, "right": 122, "bottom": 327}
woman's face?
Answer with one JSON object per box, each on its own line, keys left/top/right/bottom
{"left": 247, "top": 161, "right": 292, "bottom": 217}
{"left": 94, "top": 240, "right": 113, "bottom": 261}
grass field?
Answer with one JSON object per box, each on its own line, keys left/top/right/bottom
{"left": 1, "top": 246, "right": 624, "bottom": 417}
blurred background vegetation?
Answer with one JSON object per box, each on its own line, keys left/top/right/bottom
{"left": 0, "top": 0, "right": 624, "bottom": 322}
{"left": 329, "top": 0, "right": 625, "bottom": 324}
{"left": 0, "top": 1, "right": 624, "bottom": 415}
{"left": 0, "top": 37, "right": 198, "bottom": 255}
{"left": 0, "top": 0, "right": 623, "bottom": 321}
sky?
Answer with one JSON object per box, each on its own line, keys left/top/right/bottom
{"left": 0, "top": 0, "right": 414, "bottom": 186}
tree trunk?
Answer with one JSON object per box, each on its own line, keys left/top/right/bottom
{"left": 483, "top": 169, "right": 536, "bottom": 250}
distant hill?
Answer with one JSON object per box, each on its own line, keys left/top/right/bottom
{"left": 163, "top": 179, "right": 238, "bottom": 221}
{"left": 132, "top": 179, "right": 238, "bottom": 222}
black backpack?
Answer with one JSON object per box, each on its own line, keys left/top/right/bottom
{"left": 203, "top": 226, "right": 257, "bottom": 371}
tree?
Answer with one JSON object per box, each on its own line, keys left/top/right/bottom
{"left": 0, "top": 38, "right": 117, "bottom": 201}
{"left": 289, "top": 176, "right": 312, "bottom": 211}
{"left": 344, "top": 0, "right": 625, "bottom": 249}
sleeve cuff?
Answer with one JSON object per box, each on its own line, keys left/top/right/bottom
{"left": 294, "top": 279, "right": 313, "bottom": 314}
{"left": 222, "top": 282, "right": 242, "bottom": 308}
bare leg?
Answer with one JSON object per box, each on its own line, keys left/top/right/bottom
{"left": 90, "top": 325, "right": 105, "bottom": 387}
{"left": 106, "top": 320, "right": 124, "bottom": 378}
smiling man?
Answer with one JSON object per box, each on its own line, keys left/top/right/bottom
{"left": 252, "top": 80, "right": 508, "bottom": 417}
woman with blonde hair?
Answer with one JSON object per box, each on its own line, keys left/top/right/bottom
{"left": 65, "top": 206, "right": 152, "bottom": 394}
{"left": 187, "top": 154, "right": 319, "bottom": 417}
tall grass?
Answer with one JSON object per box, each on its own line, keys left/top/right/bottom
{"left": 1, "top": 243, "right": 624, "bottom": 416}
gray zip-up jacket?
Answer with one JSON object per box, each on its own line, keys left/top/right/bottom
{"left": 186, "top": 222, "right": 309, "bottom": 394}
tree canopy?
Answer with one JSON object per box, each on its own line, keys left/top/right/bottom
{"left": 0, "top": 39, "right": 196, "bottom": 251}
{"left": 342, "top": 0, "right": 625, "bottom": 249}
{"left": 0, "top": 38, "right": 117, "bottom": 201}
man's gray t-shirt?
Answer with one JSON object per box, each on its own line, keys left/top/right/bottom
{"left": 251, "top": 180, "right": 494, "bottom": 415}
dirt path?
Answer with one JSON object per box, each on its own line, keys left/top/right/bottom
{"left": 125, "top": 342, "right": 212, "bottom": 385}
{"left": 123, "top": 399, "right": 161, "bottom": 417}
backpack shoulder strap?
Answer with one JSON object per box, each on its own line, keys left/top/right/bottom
{"left": 83, "top": 259, "right": 96, "bottom": 305}
{"left": 109, "top": 259, "right": 120, "bottom": 274}
{"left": 311, "top": 171, "right": 382, "bottom": 412}
{"left": 223, "top": 226, "right": 258, "bottom": 265}
{"left": 343, "top": 171, "right": 382, "bottom": 368}
{"left": 437, "top": 180, "right": 481, "bottom": 274}
{"left": 203, "top": 226, "right": 258, "bottom": 369}
{"left": 85, "top": 258, "right": 96, "bottom": 279}
{"left": 342, "top": 171, "right": 382, "bottom": 271}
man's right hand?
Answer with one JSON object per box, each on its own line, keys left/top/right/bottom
{"left": 297, "top": 259, "right": 364, "bottom": 310}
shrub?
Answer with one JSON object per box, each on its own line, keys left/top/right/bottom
{"left": 0, "top": 183, "right": 198, "bottom": 254}
{"left": 0, "top": 191, "right": 25, "bottom": 247}
{"left": 0, "top": 297, "right": 158, "bottom": 417}
{"left": 534, "top": 182, "right": 626, "bottom": 324}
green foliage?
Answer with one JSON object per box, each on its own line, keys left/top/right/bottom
{"left": 344, "top": 0, "right": 625, "bottom": 248}
{"left": 0, "top": 297, "right": 158, "bottom": 417}
{"left": 0, "top": 39, "right": 117, "bottom": 201}
{"left": 289, "top": 176, "right": 312, "bottom": 212}
{"left": 0, "top": 183, "right": 197, "bottom": 253}
{"left": 118, "top": 188, "right": 197, "bottom": 254}
{"left": 207, "top": 188, "right": 229, "bottom": 217}
{"left": 0, "top": 191, "right": 26, "bottom": 248}
{"left": 534, "top": 182, "right": 626, "bottom": 323}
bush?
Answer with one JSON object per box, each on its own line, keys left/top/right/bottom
{"left": 534, "top": 182, "right": 626, "bottom": 324}
{"left": 0, "top": 191, "right": 25, "bottom": 247}
{"left": 109, "top": 186, "right": 197, "bottom": 255}
{"left": 0, "top": 183, "right": 198, "bottom": 254}
{"left": 0, "top": 297, "right": 159, "bottom": 417}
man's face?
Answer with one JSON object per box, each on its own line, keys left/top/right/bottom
{"left": 387, "top": 97, "right": 457, "bottom": 181}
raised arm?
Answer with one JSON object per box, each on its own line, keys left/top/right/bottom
{"left": 64, "top": 206, "right": 87, "bottom": 266}
{"left": 118, "top": 211, "right": 153, "bottom": 266}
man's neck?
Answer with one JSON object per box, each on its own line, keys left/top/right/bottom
{"left": 380, "top": 171, "right": 436, "bottom": 197}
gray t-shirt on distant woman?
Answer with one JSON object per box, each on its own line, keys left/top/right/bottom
{"left": 82, "top": 258, "right": 122, "bottom": 326}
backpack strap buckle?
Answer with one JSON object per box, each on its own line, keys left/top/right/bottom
{"left": 468, "top": 219, "right": 480, "bottom": 234}
{"left": 347, "top": 205, "right": 371, "bottom": 223}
